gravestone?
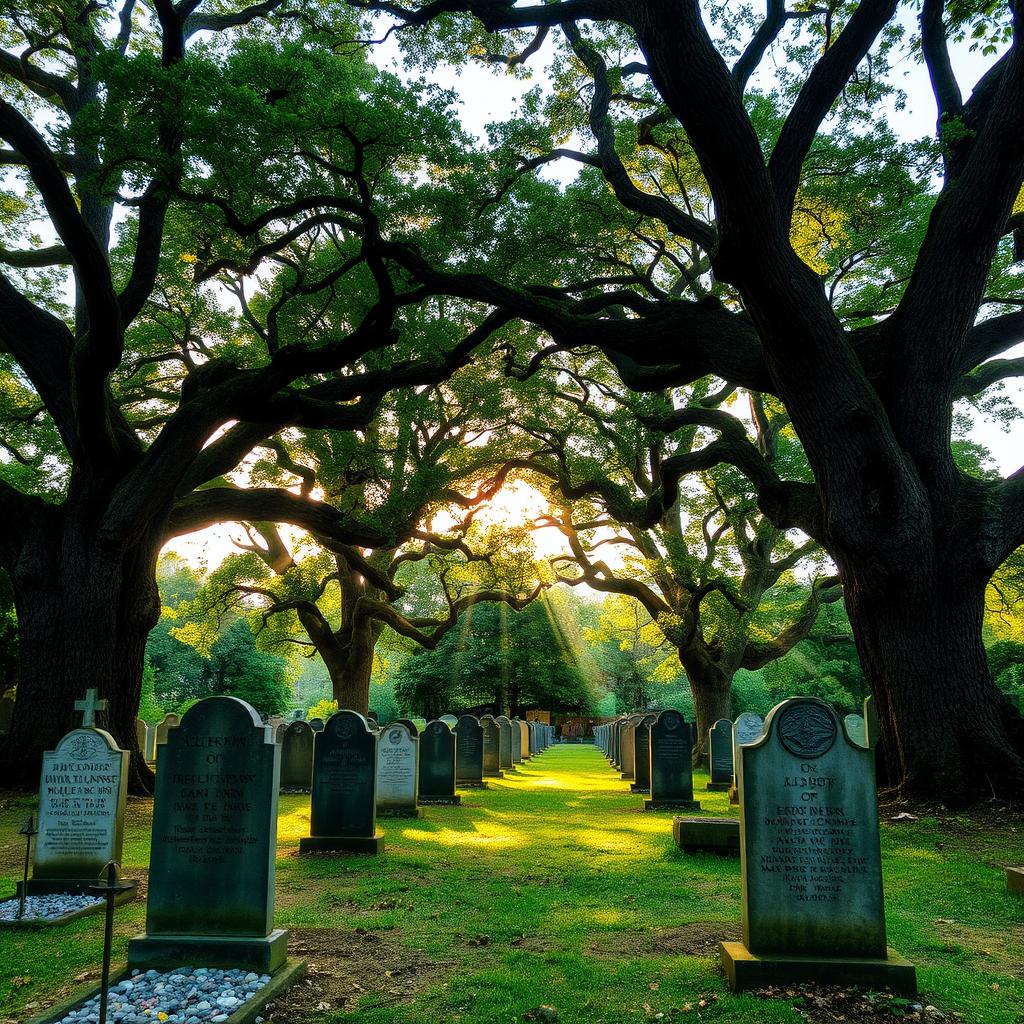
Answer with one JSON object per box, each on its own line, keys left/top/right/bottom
{"left": 844, "top": 713, "right": 867, "bottom": 748}
{"left": 630, "top": 714, "right": 657, "bottom": 793}
{"left": 308, "top": 717, "right": 325, "bottom": 733}
{"left": 495, "top": 716, "right": 514, "bottom": 771}
{"left": 480, "top": 715, "right": 503, "bottom": 777}
{"left": 300, "top": 710, "right": 382, "bottom": 854}
{"left": 619, "top": 716, "right": 640, "bottom": 780}
{"left": 395, "top": 718, "right": 419, "bottom": 735}
{"left": 279, "top": 720, "right": 314, "bottom": 791}
{"left": 440, "top": 714, "right": 459, "bottom": 728}
{"left": 136, "top": 718, "right": 150, "bottom": 759}
{"left": 720, "top": 696, "right": 916, "bottom": 993}
{"left": 367, "top": 711, "right": 379, "bottom": 724}
{"left": 267, "top": 715, "right": 284, "bottom": 734}
{"left": 128, "top": 696, "right": 290, "bottom": 972}
{"left": 155, "top": 712, "right": 180, "bottom": 747}
{"left": 510, "top": 718, "right": 523, "bottom": 763}
{"left": 419, "top": 720, "right": 460, "bottom": 804}
{"left": 25, "top": 692, "right": 137, "bottom": 906}
{"left": 377, "top": 722, "right": 422, "bottom": 817}
{"left": 707, "top": 718, "right": 734, "bottom": 790}
{"left": 518, "top": 719, "right": 531, "bottom": 758}
{"left": 730, "top": 712, "right": 765, "bottom": 803}
{"left": 646, "top": 709, "right": 701, "bottom": 811}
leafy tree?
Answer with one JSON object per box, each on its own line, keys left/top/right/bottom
{"left": 330, "top": 0, "right": 1024, "bottom": 801}
{"left": 394, "top": 594, "right": 598, "bottom": 718}
{"left": 0, "top": 4, "right": 514, "bottom": 787}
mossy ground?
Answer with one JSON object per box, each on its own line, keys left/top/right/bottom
{"left": 0, "top": 745, "right": 1020, "bottom": 1024}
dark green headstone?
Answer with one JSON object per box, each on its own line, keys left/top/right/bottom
{"left": 648, "top": 709, "right": 699, "bottom": 809}
{"left": 480, "top": 715, "right": 501, "bottom": 776}
{"left": 455, "top": 715, "right": 484, "bottom": 785}
{"left": 145, "top": 697, "right": 278, "bottom": 938}
{"left": 420, "top": 720, "right": 457, "bottom": 800}
{"left": 279, "top": 721, "right": 314, "bottom": 790}
{"left": 495, "top": 716, "right": 514, "bottom": 770}
{"left": 708, "top": 718, "right": 733, "bottom": 787}
{"left": 631, "top": 714, "right": 657, "bottom": 792}
{"left": 308, "top": 711, "right": 377, "bottom": 839}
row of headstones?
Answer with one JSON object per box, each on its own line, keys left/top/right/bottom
{"left": 25, "top": 695, "right": 555, "bottom": 972}
{"left": 598, "top": 700, "right": 917, "bottom": 992}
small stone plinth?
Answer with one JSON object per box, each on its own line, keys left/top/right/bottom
{"left": 377, "top": 807, "right": 424, "bottom": 818}
{"left": 728, "top": 785, "right": 739, "bottom": 805}
{"left": 458, "top": 781, "right": 489, "bottom": 789}
{"left": 620, "top": 772, "right": 634, "bottom": 781}
{"left": 128, "top": 929, "right": 290, "bottom": 974}
{"left": 629, "top": 784, "right": 651, "bottom": 794}
{"left": 419, "top": 795, "right": 462, "bottom": 805}
{"left": 1008, "top": 867, "right": 1024, "bottom": 895}
{"left": 644, "top": 799, "right": 701, "bottom": 812}
{"left": 484, "top": 771, "right": 505, "bottom": 779}
{"left": 705, "top": 781, "right": 731, "bottom": 792}
{"left": 27, "top": 960, "right": 306, "bottom": 1024}
{"left": 719, "top": 941, "right": 917, "bottom": 994}
{"left": 299, "top": 834, "right": 383, "bottom": 855}
{"left": 673, "top": 817, "right": 739, "bottom": 855}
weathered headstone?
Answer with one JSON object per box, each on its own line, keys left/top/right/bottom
{"left": 128, "top": 696, "right": 290, "bottom": 972}
{"left": 456, "top": 715, "right": 486, "bottom": 787}
{"left": 720, "top": 697, "right": 916, "bottom": 993}
{"left": 308, "top": 717, "right": 325, "bottom": 733}
{"left": 510, "top": 718, "right": 523, "bottom": 763}
{"left": 155, "top": 712, "right": 180, "bottom": 747}
{"left": 300, "top": 710, "right": 382, "bottom": 854}
{"left": 395, "top": 718, "right": 419, "bottom": 735}
{"left": 844, "top": 713, "right": 867, "bottom": 748}
{"left": 26, "top": 708, "right": 137, "bottom": 906}
{"left": 279, "top": 720, "right": 314, "bottom": 791}
{"left": 630, "top": 714, "right": 657, "bottom": 793}
{"left": 135, "top": 718, "right": 150, "bottom": 759}
{"left": 419, "top": 720, "right": 460, "bottom": 804}
{"left": 495, "top": 716, "right": 514, "bottom": 771}
{"left": 730, "top": 712, "right": 764, "bottom": 803}
{"left": 646, "top": 709, "right": 701, "bottom": 811}
{"left": 440, "top": 714, "right": 459, "bottom": 728}
{"left": 480, "top": 715, "right": 502, "bottom": 777}
{"left": 619, "top": 715, "right": 641, "bottom": 780}
{"left": 518, "top": 719, "right": 531, "bottom": 758}
{"left": 377, "top": 722, "right": 422, "bottom": 817}
{"left": 707, "top": 718, "right": 734, "bottom": 790}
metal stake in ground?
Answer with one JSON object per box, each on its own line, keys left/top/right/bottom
{"left": 16, "top": 815, "right": 37, "bottom": 920}
{"left": 90, "top": 862, "right": 133, "bottom": 1024}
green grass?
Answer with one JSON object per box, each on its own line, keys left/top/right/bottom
{"left": 0, "top": 746, "right": 1021, "bottom": 1024}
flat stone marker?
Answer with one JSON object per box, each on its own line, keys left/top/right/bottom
{"left": 630, "top": 714, "right": 657, "bottom": 793}
{"left": 844, "top": 714, "right": 867, "bottom": 748}
{"left": 456, "top": 715, "right": 486, "bottom": 787}
{"left": 646, "top": 709, "right": 700, "bottom": 811}
{"left": 25, "top": 721, "right": 136, "bottom": 907}
{"left": 673, "top": 816, "right": 740, "bottom": 855}
{"left": 707, "top": 718, "right": 733, "bottom": 791}
{"left": 377, "top": 722, "right": 422, "bottom": 817}
{"left": 496, "top": 716, "right": 514, "bottom": 771}
{"left": 480, "top": 715, "right": 502, "bottom": 777}
{"left": 129, "top": 696, "right": 289, "bottom": 973}
{"left": 720, "top": 696, "right": 916, "bottom": 993}
{"left": 279, "top": 720, "right": 314, "bottom": 791}
{"left": 419, "top": 720, "right": 460, "bottom": 804}
{"left": 1007, "top": 867, "right": 1024, "bottom": 895}
{"left": 301, "top": 710, "right": 382, "bottom": 854}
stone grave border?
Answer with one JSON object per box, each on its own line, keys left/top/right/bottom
{"left": 26, "top": 961, "right": 307, "bottom": 1024}
{"left": 2, "top": 881, "right": 138, "bottom": 931}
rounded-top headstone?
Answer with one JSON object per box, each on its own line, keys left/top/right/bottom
{"left": 734, "top": 712, "right": 765, "bottom": 746}
{"left": 843, "top": 713, "right": 867, "bottom": 748}
{"left": 309, "top": 710, "right": 377, "bottom": 839}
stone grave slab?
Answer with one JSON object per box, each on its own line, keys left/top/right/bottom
{"left": 646, "top": 709, "right": 701, "bottom": 811}
{"left": 455, "top": 715, "right": 486, "bottom": 787}
{"left": 279, "top": 720, "right": 314, "bottom": 791}
{"left": 377, "top": 722, "right": 422, "bottom": 817}
{"left": 1008, "top": 867, "right": 1024, "bottom": 895}
{"left": 301, "top": 710, "right": 382, "bottom": 854}
{"left": 495, "top": 716, "right": 515, "bottom": 771}
{"left": 630, "top": 714, "right": 657, "bottom": 793}
{"left": 707, "top": 718, "right": 733, "bottom": 790}
{"left": 128, "top": 696, "right": 290, "bottom": 973}
{"left": 480, "top": 715, "right": 503, "bottom": 777}
{"left": 673, "top": 816, "right": 740, "bottom": 855}
{"left": 720, "top": 696, "right": 916, "bottom": 993}
{"left": 420, "top": 720, "right": 460, "bottom": 804}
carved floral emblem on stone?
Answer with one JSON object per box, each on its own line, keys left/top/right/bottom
{"left": 69, "top": 733, "right": 100, "bottom": 759}
{"left": 778, "top": 703, "right": 837, "bottom": 758}
{"left": 663, "top": 713, "right": 681, "bottom": 731}
{"left": 388, "top": 728, "right": 403, "bottom": 744}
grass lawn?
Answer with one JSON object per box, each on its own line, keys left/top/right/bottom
{"left": 0, "top": 745, "right": 1021, "bottom": 1024}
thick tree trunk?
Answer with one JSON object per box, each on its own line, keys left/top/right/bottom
{"left": 323, "top": 620, "right": 376, "bottom": 715}
{"left": 2, "top": 516, "right": 160, "bottom": 793}
{"left": 845, "top": 567, "right": 1024, "bottom": 805}
{"left": 679, "top": 651, "right": 733, "bottom": 768}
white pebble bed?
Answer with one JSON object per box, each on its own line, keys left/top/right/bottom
{"left": 58, "top": 968, "right": 271, "bottom": 1024}
{"left": 0, "top": 893, "right": 102, "bottom": 921}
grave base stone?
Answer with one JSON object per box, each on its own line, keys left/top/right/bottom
{"left": 672, "top": 816, "right": 739, "bottom": 855}
{"left": 719, "top": 943, "right": 917, "bottom": 994}
{"left": 705, "top": 780, "right": 731, "bottom": 792}
{"left": 377, "top": 806, "right": 424, "bottom": 818}
{"left": 460, "top": 781, "right": 489, "bottom": 789}
{"left": 1008, "top": 867, "right": 1024, "bottom": 895}
{"left": 128, "top": 929, "right": 290, "bottom": 973}
{"left": 419, "top": 794, "right": 462, "bottom": 805}
{"left": 299, "top": 834, "right": 383, "bottom": 855}
{"left": 644, "top": 797, "right": 701, "bottom": 811}
{"left": 629, "top": 783, "right": 651, "bottom": 794}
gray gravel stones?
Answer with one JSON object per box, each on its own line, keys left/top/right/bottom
{"left": 0, "top": 894, "right": 103, "bottom": 921}
{"left": 57, "top": 967, "right": 271, "bottom": 1024}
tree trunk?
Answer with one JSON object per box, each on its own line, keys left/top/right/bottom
{"left": 2, "top": 515, "right": 160, "bottom": 793}
{"left": 679, "top": 650, "right": 733, "bottom": 768}
{"left": 322, "top": 619, "right": 376, "bottom": 715}
{"left": 845, "top": 567, "right": 1024, "bottom": 805}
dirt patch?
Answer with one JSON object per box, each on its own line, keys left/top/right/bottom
{"left": 262, "top": 927, "right": 453, "bottom": 1022}
{"left": 752, "top": 985, "right": 962, "bottom": 1024}
{"left": 652, "top": 922, "right": 740, "bottom": 956}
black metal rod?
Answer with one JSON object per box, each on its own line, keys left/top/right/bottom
{"left": 96, "top": 864, "right": 116, "bottom": 1024}
{"left": 17, "top": 816, "right": 34, "bottom": 920}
